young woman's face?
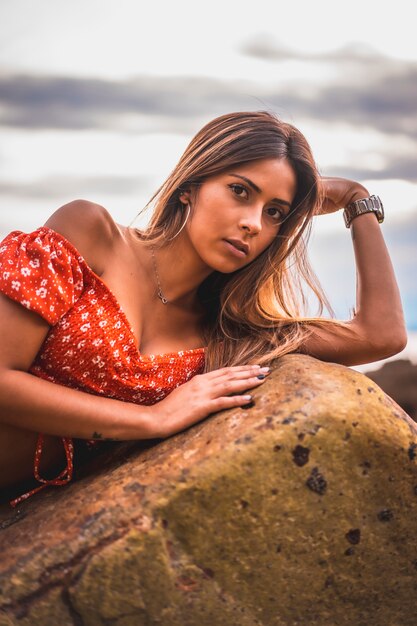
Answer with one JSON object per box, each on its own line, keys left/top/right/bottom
{"left": 183, "top": 157, "right": 297, "bottom": 273}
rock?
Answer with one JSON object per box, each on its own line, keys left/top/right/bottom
{"left": 364, "top": 358, "right": 417, "bottom": 421}
{"left": 0, "top": 354, "right": 417, "bottom": 626}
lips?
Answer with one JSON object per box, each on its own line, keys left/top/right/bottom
{"left": 224, "top": 238, "right": 249, "bottom": 256}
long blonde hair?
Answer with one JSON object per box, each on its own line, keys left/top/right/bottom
{"left": 133, "top": 111, "right": 352, "bottom": 370}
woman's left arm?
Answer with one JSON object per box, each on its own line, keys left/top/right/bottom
{"left": 299, "top": 177, "right": 408, "bottom": 366}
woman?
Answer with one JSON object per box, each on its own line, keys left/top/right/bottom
{"left": 0, "top": 111, "right": 407, "bottom": 506}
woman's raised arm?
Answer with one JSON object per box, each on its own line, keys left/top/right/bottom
{"left": 299, "top": 177, "right": 407, "bottom": 366}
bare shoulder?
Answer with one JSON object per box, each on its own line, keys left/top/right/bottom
{"left": 44, "top": 199, "right": 121, "bottom": 275}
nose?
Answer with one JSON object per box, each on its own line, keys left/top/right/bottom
{"left": 238, "top": 207, "right": 262, "bottom": 235}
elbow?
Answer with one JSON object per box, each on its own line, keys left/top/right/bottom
{"left": 371, "top": 330, "right": 408, "bottom": 360}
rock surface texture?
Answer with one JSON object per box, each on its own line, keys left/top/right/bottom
{"left": 0, "top": 354, "right": 417, "bottom": 626}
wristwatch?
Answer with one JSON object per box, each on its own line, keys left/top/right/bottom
{"left": 343, "top": 195, "right": 384, "bottom": 228}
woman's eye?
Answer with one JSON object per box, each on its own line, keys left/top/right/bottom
{"left": 230, "top": 184, "right": 248, "bottom": 198}
{"left": 265, "top": 207, "right": 284, "bottom": 221}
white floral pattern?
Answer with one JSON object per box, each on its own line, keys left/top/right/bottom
{"left": 1, "top": 226, "right": 206, "bottom": 506}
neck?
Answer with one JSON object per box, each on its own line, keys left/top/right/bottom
{"left": 150, "top": 234, "right": 213, "bottom": 307}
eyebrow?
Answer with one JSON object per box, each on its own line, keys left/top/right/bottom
{"left": 228, "top": 173, "right": 292, "bottom": 209}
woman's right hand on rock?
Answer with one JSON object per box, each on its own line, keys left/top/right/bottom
{"left": 148, "top": 364, "right": 270, "bottom": 439}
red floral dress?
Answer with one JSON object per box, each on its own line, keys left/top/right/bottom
{"left": 0, "top": 227, "right": 205, "bottom": 506}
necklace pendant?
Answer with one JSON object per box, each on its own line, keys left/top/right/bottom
{"left": 157, "top": 289, "right": 169, "bottom": 305}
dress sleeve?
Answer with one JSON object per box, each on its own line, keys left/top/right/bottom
{"left": 0, "top": 226, "right": 86, "bottom": 325}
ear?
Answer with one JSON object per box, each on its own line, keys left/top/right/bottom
{"left": 178, "top": 187, "right": 192, "bottom": 206}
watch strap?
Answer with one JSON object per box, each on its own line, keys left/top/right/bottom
{"left": 343, "top": 195, "right": 384, "bottom": 228}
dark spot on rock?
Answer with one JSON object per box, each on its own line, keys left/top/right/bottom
{"left": 367, "top": 386, "right": 376, "bottom": 393}
{"left": 124, "top": 481, "right": 146, "bottom": 495}
{"left": 271, "top": 488, "right": 278, "bottom": 495}
{"left": 413, "top": 560, "right": 417, "bottom": 571}
{"left": 357, "top": 389, "right": 362, "bottom": 395}
{"left": 165, "top": 539, "right": 176, "bottom": 561}
{"left": 346, "top": 528, "right": 361, "bottom": 544}
{"left": 235, "top": 435, "right": 253, "bottom": 445}
{"left": 292, "top": 445, "right": 310, "bottom": 467}
{"left": 282, "top": 416, "right": 296, "bottom": 425}
{"left": 377, "top": 509, "right": 394, "bottom": 522}
{"left": 318, "top": 559, "right": 327, "bottom": 566}
{"left": 162, "top": 519, "right": 168, "bottom": 529}
{"left": 388, "top": 475, "right": 395, "bottom": 482}
{"left": 175, "top": 575, "right": 199, "bottom": 592}
{"left": 344, "top": 547, "right": 355, "bottom": 556}
{"left": 306, "top": 467, "right": 327, "bottom": 495}
{"left": 179, "top": 468, "right": 190, "bottom": 482}
{"left": 276, "top": 544, "right": 282, "bottom": 553}
{"left": 324, "top": 575, "right": 335, "bottom": 588}
{"left": 255, "top": 416, "right": 275, "bottom": 432}
{"left": 206, "top": 439, "right": 212, "bottom": 445}
{"left": 343, "top": 431, "right": 351, "bottom": 441}
{"left": 0, "top": 509, "right": 27, "bottom": 531}
{"left": 240, "top": 499, "right": 249, "bottom": 509}
{"left": 308, "top": 424, "right": 322, "bottom": 436}
{"left": 298, "top": 433, "right": 305, "bottom": 441}
{"left": 80, "top": 509, "right": 106, "bottom": 532}
{"left": 413, "top": 485, "right": 417, "bottom": 496}
{"left": 408, "top": 443, "right": 417, "bottom": 461}
{"left": 273, "top": 444, "right": 282, "bottom": 452}
{"left": 201, "top": 567, "right": 215, "bottom": 578}
{"left": 360, "top": 460, "right": 371, "bottom": 476}
{"left": 352, "top": 422, "right": 359, "bottom": 427}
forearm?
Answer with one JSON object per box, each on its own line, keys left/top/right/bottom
{"left": 0, "top": 368, "right": 156, "bottom": 441}
{"left": 350, "top": 212, "right": 407, "bottom": 346}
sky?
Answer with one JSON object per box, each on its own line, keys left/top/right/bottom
{"left": 0, "top": 0, "right": 416, "bottom": 354}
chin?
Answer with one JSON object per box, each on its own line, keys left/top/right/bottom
{"left": 212, "top": 256, "right": 252, "bottom": 274}
{"left": 195, "top": 241, "right": 254, "bottom": 274}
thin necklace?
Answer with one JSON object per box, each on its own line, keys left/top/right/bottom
{"left": 150, "top": 245, "right": 169, "bottom": 305}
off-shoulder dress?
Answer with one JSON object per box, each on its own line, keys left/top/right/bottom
{"left": 0, "top": 227, "right": 205, "bottom": 506}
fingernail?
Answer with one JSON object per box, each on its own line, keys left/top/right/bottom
{"left": 243, "top": 395, "right": 253, "bottom": 401}
{"left": 243, "top": 396, "right": 255, "bottom": 408}
{"left": 259, "top": 367, "right": 270, "bottom": 373}
{"left": 257, "top": 374, "right": 266, "bottom": 380}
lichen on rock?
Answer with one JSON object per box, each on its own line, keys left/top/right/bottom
{"left": 0, "top": 355, "right": 416, "bottom": 626}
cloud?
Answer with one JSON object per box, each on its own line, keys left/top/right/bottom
{"left": 239, "top": 37, "right": 391, "bottom": 66}
{"left": 0, "top": 174, "right": 151, "bottom": 199}
{"left": 1, "top": 63, "right": 416, "bottom": 136}
{"left": 301, "top": 72, "right": 417, "bottom": 136}
{"left": 324, "top": 155, "right": 417, "bottom": 183}
{"left": 1, "top": 63, "right": 417, "bottom": 184}
{"left": 239, "top": 37, "right": 417, "bottom": 137}
{"left": 0, "top": 73, "right": 251, "bottom": 132}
